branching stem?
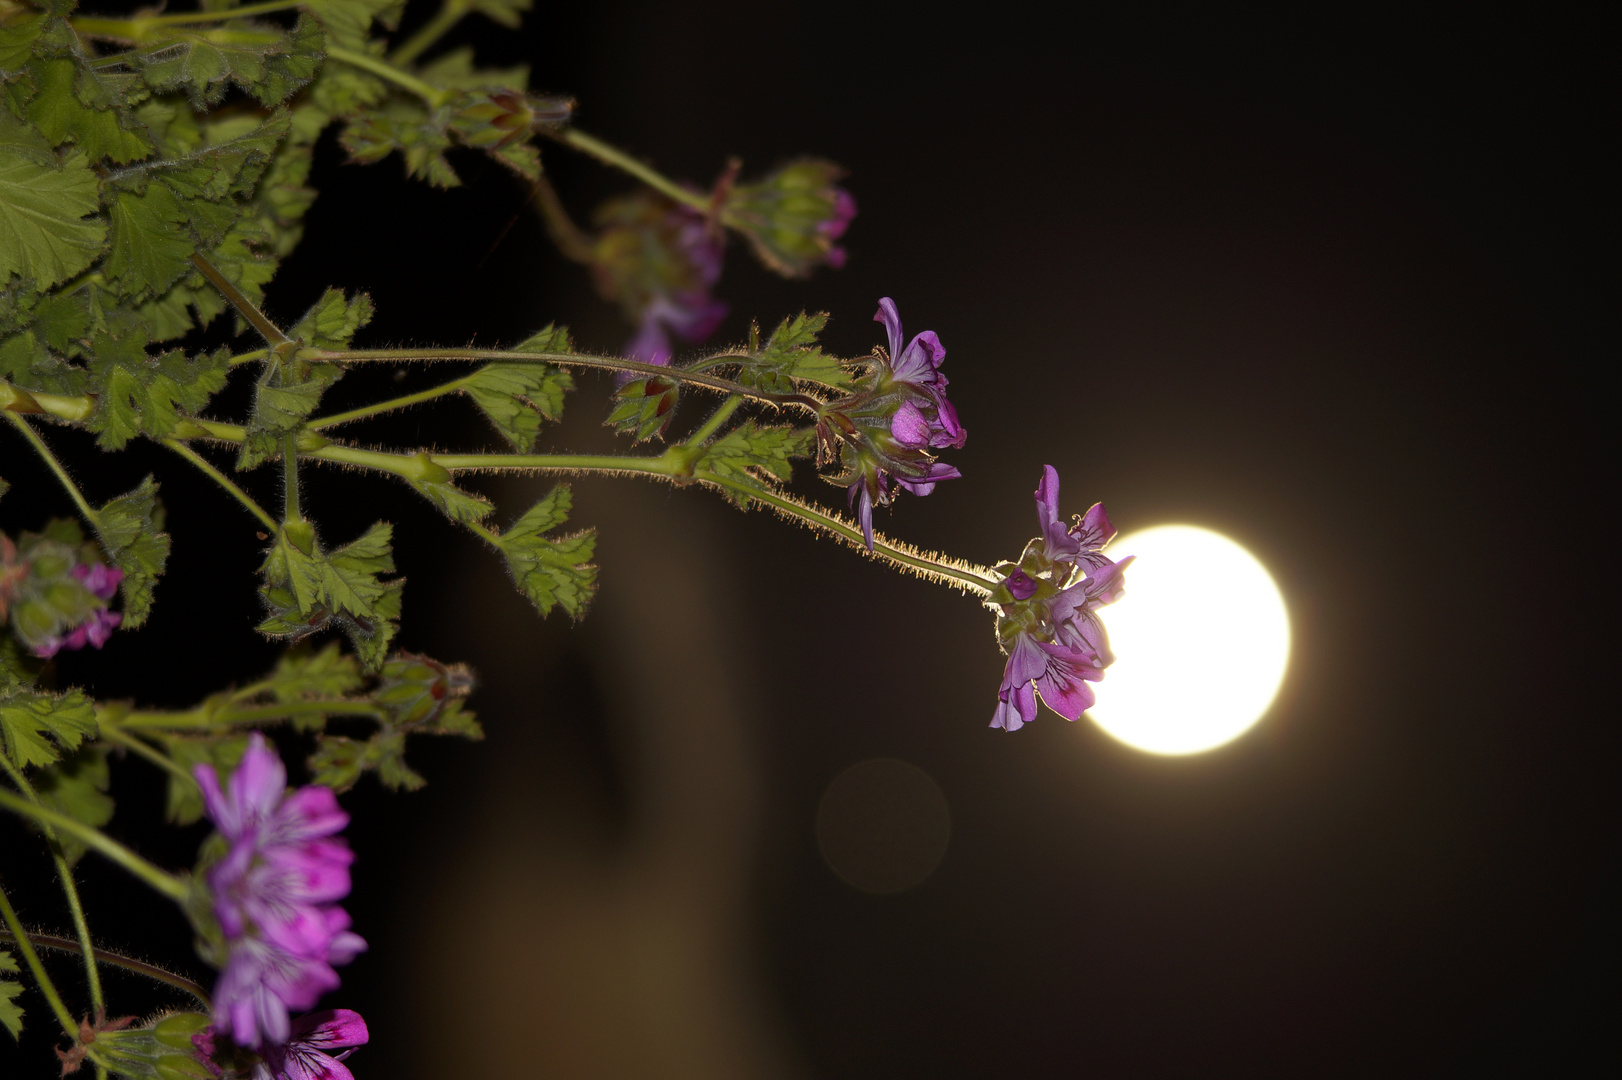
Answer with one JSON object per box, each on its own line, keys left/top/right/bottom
{"left": 686, "top": 395, "right": 744, "bottom": 447}
{"left": 188, "top": 254, "right": 288, "bottom": 346}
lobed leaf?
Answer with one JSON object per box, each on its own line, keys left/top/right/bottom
{"left": 463, "top": 330, "right": 572, "bottom": 450}
{"left": 257, "top": 522, "right": 403, "bottom": 670}
{"left": 0, "top": 686, "right": 97, "bottom": 771}
{"left": 492, "top": 485, "right": 597, "bottom": 619}
{"left": 697, "top": 420, "right": 811, "bottom": 498}
{"left": 0, "top": 148, "right": 106, "bottom": 288}
{"left": 34, "top": 744, "right": 115, "bottom": 866}
{"left": 0, "top": 947, "right": 20, "bottom": 1041}
{"left": 730, "top": 311, "right": 853, "bottom": 392}
{"left": 95, "top": 476, "right": 172, "bottom": 628}
{"left": 269, "top": 641, "right": 364, "bottom": 702}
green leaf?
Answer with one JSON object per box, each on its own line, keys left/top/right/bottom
{"left": 268, "top": 641, "right": 363, "bottom": 702}
{"left": 493, "top": 486, "right": 597, "bottom": 618}
{"left": 161, "top": 733, "right": 248, "bottom": 824}
{"left": 417, "top": 46, "right": 528, "bottom": 91}
{"left": 732, "top": 311, "right": 853, "bottom": 392}
{"left": 697, "top": 420, "right": 809, "bottom": 497}
{"left": 24, "top": 58, "right": 154, "bottom": 164}
{"left": 305, "top": 0, "right": 405, "bottom": 48}
{"left": 463, "top": 331, "right": 572, "bottom": 451}
{"left": 409, "top": 476, "right": 493, "bottom": 522}
{"left": 257, "top": 522, "right": 403, "bottom": 670}
{"left": 339, "top": 99, "right": 458, "bottom": 187}
{"left": 0, "top": 947, "right": 21, "bottom": 1041}
{"left": 88, "top": 334, "right": 230, "bottom": 449}
{"left": 34, "top": 744, "right": 115, "bottom": 866}
{"left": 0, "top": 686, "right": 97, "bottom": 770}
{"left": 289, "top": 286, "right": 372, "bottom": 350}
{"left": 238, "top": 357, "right": 343, "bottom": 469}
{"left": 132, "top": 15, "right": 324, "bottom": 108}
{"left": 95, "top": 476, "right": 172, "bottom": 628}
{"left": 0, "top": 148, "right": 106, "bottom": 288}
{"left": 104, "top": 183, "right": 195, "bottom": 299}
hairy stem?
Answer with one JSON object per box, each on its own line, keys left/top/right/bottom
{"left": 686, "top": 395, "right": 744, "bottom": 447}
{"left": 162, "top": 439, "right": 279, "bottom": 531}
{"left": 4, "top": 413, "right": 100, "bottom": 526}
{"left": 554, "top": 129, "right": 712, "bottom": 215}
{"left": 0, "top": 790, "right": 188, "bottom": 902}
{"left": 189, "top": 254, "right": 288, "bottom": 346}
{"left": 282, "top": 433, "right": 302, "bottom": 524}
{"left": 0, "top": 930, "right": 210, "bottom": 1010}
{"left": 307, "top": 376, "right": 473, "bottom": 430}
{"left": 389, "top": 0, "right": 472, "bottom": 66}
{"left": 0, "top": 757, "right": 103, "bottom": 1017}
{"left": 530, "top": 173, "right": 597, "bottom": 263}
{"left": 326, "top": 44, "right": 450, "bottom": 107}
{"left": 0, "top": 881, "right": 79, "bottom": 1038}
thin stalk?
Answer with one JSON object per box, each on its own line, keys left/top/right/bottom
{"left": 112, "top": 701, "right": 386, "bottom": 730}
{"left": 432, "top": 451, "right": 683, "bottom": 475}
{"left": 0, "top": 757, "right": 102, "bottom": 1016}
{"left": 305, "top": 348, "right": 823, "bottom": 414}
{"left": 189, "top": 254, "right": 288, "bottom": 345}
{"left": 74, "top": 0, "right": 304, "bottom": 34}
{"left": 326, "top": 44, "right": 450, "bottom": 107}
{"left": 0, "top": 790, "right": 188, "bottom": 902}
{"left": 307, "top": 376, "right": 472, "bottom": 430}
{"left": 686, "top": 395, "right": 743, "bottom": 447}
{"left": 0, "top": 930, "right": 209, "bottom": 1010}
{"left": 282, "top": 434, "right": 301, "bottom": 524}
{"left": 389, "top": 0, "right": 472, "bottom": 65}
{"left": 0, "top": 881, "right": 78, "bottom": 1038}
{"left": 555, "top": 129, "right": 711, "bottom": 215}
{"left": 701, "top": 474, "right": 999, "bottom": 596}
{"left": 531, "top": 172, "right": 596, "bottom": 263}
{"left": 4, "top": 413, "right": 100, "bottom": 525}
{"left": 96, "top": 726, "right": 198, "bottom": 791}
{"left": 161, "top": 439, "right": 278, "bottom": 531}
{"left": 228, "top": 348, "right": 269, "bottom": 368}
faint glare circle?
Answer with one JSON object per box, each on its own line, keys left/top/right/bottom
{"left": 815, "top": 759, "right": 951, "bottom": 894}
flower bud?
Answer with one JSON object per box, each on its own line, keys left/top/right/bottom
{"left": 450, "top": 89, "right": 575, "bottom": 150}
{"left": 724, "top": 159, "right": 856, "bottom": 277}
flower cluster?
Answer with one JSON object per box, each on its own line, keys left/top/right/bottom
{"left": 990, "top": 467, "right": 1132, "bottom": 731}
{"left": 816, "top": 298, "right": 967, "bottom": 547}
{"left": 590, "top": 191, "right": 729, "bottom": 370}
{"left": 724, "top": 158, "right": 857, "bottom": 276}
{"left": 195, "top": 735, "right": 366, "bottom": 1050}
{"left": 0, "top": 529, "right": 123, "bottom": 658}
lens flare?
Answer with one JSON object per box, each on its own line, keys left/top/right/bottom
{"left": 1086, "top": 525, "right": 1289, "bottom": 755}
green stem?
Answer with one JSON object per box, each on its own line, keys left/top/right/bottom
{"left": 389, "top": 0, "right": 472, "bottom": 65}
{"left": 228, "top": 348, "right": 269, "bottom": 368}
{"left": 700, "top": 473, "right": 999, "bottom": 596}
{"left": 530, "top": 172, "right": 596, "bottom": 263}
{"left": 73, "top": 0, "right": 305, "bottom": 38}
{"left": 0, "top": 757, "right": 103, "bottom": 1017}
{"left": 189, "top": 254, "right": 288, "bottom": 345}
{"left": 686, "top": 395, "right": 743, "bottom": 447}
{"left": 307, "top": 375, "right": 472, "bottom": 430}
{"left": 431, "top": 451, "right": 684, "bottom": 475}
{"left": 0, "top": 789, "right": 188, "bottom": 902}
{"left": 112, "top": 701, "right": 386, "bottom": 730}
{"left": 282, "top": 433, "right": 301, "bottom": 524}
{"left": 326, "top": 44, "right": 450, "bottom": 107}
{"left": 0, "top": 880, "right": 79, "bottom": 1038}
{"left": 555, "top": 129, "right": 711, "bottom": 214}
{"left": 162, "top": 439, "right": 279, "bottom": 531}
{"left": 96, "top": 726, "right": 199, "bottom": 791}
{"left": 305, "top": 348, "right": 822, "bottom": 413}
{"left": 0, "top": 930, "right": 209, "bottom": 1009}
{"left": 4, "top": 412, "right": 100, "bottom": 526}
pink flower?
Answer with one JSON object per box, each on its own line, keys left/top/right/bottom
{"left": 253, "top": 1010, "right": 369, "bottom": 1080}
{"left": 196, "top": 735, "right": 366, "bottom": 1048}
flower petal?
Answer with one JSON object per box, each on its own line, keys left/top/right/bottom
{"left": 890, "top": 401, "right": 931, "bottom": 447}
{"left": 874, "top": 297, "right": 905, "bottom": 364}
{"left": 892, "top": 330, "right": 945, "bottom": 386}
{"left": 290, "top": 1009, "right": 369, "bottom": 1052}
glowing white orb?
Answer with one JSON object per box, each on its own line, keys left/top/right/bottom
{"left": 1086, "top": 525, "right": 1289, "bottom": 755}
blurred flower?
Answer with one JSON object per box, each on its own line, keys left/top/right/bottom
{"left": 251, "top": 1009, "right": 369, "bottom": 1080}
{"left": 196, "top": 735, "right": 366, "bottom": 1048}
{"left": 724, "top": 159, "right": 856, "bottom": 276}
{"left": 1, "top": 530, "right": 124, "bottom": 658}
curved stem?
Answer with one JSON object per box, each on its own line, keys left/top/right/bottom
{"left": 531, "top": 173, "right": 596, "bottom": 263}
{"left": 389, "top": 0, "right": 472, "bottom": 65}
{"left": 307, "top": 375, "right": 472, "bottom": 430}
{"left": 686, "top": 395, "right": 743, "bottom": 447}
{"left": 0, "top": 790, "right": 188, "bottom": 902}
{"left": 326, "top": 44, "right": 450, "bottom": 107}
{"left": 0, "top": 882, "right": 78, "bottom": 1039}
{"left": 161, "top": 439, "right": 278, "bottom": 531}
{"left": 0, "top": 930, "right": 210, "bottom": 1010}
{"left": 0, "top": 757, "right": 103, "bottom": 1017}
{"left": 4, "top": 412, "right": 100, "bottom": 526}
{"left": 554, "top": 129, "right": 711, "bottom": 215}
{"left": 700, "top": 474, "right": 998, "bottom": 596}
{"left": 97, "top": 726, "right": 198, "bottom": 791}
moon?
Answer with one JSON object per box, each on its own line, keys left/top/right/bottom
{"left": 1085, "top": 525, "right": 1290, "bottom": 755}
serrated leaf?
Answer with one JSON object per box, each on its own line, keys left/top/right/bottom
{"left": 0, "top": 959, "right": 21, "bottom": 1041}
{"left": 269, "top": 641, "right": 363, "bottom": 702}
{"left": 732, "top": 311, "right": 853, "bottom": 392}
{"left": 305, "top": 0, "right": 405, "bottom": 48}
{"left": 258, "top": 523, "right": 402, "bottom": 670}
{"left": 95, "top": 476, "right": 172, "bottom": 628}
{"left": 88, "top": 332, "right": 230, "bottom": 449}
{"left": 493, "top": 486, "right": 597, "bottom": 618}
{"left": 0, "top": 686, "right": 96, "bottom": 770}
{"left": 34, "top": 744, "right": 114, "bottom": 866}
{"left": 131, "top": 15, "right": 323, "bottom": 109}
{"left": 417, "top": 46, "right": 528, "bottom": 91}
{"left": 24, "top": 58, "right": 154, "bottom": 163}
{"left": 0, "top": 148, "right": 106, "bottom": 288}
{"left": 238, "top": 356, "right": 343, "bottom": 469}
{"left": 104, "top": 183, "right": 194, "bottom": 299}
{"left": 697, "top": 420, "right": 809, "bottom": 493}
{"left": 339, "top": 99, "right": 458, "bottom": 187}
{"left": 409, "top": 477, "right": 493, "bottom": 522}
{"left": 463, "top": 342, "right": 571, "bottom": 452}
{"left": 289, "top": 286, "right": 372, "bottom": 350}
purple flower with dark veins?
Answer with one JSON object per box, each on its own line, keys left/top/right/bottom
{"left": 988, "top": 467, "right": 1132, "bottom": 731}
{"left": 252, "top": 1009, "right": 370, "bottom": 1080}
{"left": 875, "top": 298, "right": 966, "bottom": 451}
{"left": 196, "top": 734, "right": 366, "bottom": 1049}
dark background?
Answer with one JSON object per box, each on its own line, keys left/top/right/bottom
{"left": 3, "top": 3, "right": 1609, "bottom": 1076}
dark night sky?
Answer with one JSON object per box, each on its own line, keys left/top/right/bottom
{"left": 3, "top": 3, "right": 1609, "bottom": 1077}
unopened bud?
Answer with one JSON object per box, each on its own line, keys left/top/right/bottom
{"left": 723, "top": 159, "right": 856, "bottom": 278}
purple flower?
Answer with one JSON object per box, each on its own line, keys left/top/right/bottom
{"left": 875, "top": 298, "right": 965, "bottom": 451}
{"left": 196, "top": 735, "right": 366, "bottom": 1048}
{"left": 1033, "top": 465, "right": 1115, "bottom": 576}
{"left": 620, "top": 204, "right": 727, "bottom": 374}
{"left": 627, "top": 291, "right": 729, "bottom": 369}
{"left": 989, "top": 468, "right": 1131, "bottom": 731}
{"left": 72, "top": 562, "right": 123, "bottom": 600}
{"left": 818, "top": 189, "right": 858, "bottom": 268}
{"left": 253, "top": 1009, "right": 369, "bottom": 1080}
